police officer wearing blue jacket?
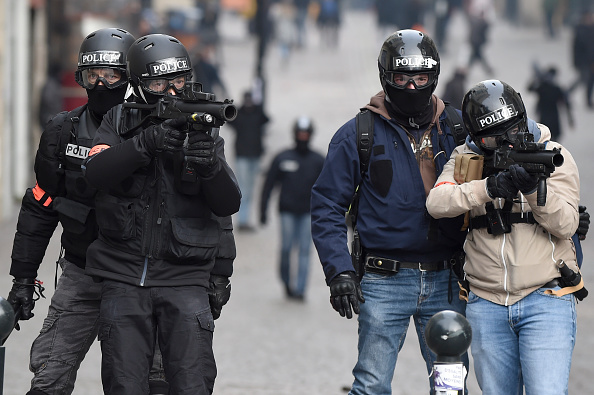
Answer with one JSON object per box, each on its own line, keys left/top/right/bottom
{"left": 311, "top": 29, "right": 468, "bottom": 394}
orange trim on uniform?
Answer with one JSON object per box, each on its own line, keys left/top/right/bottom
{"left": 434, "top": 181, "right": 457, "bottom": 188}
{"left": 32, "top": 183, "right": 52, "bottom": 206}
{"left": 88, "top": 144, "right": 111, "bottom": 157}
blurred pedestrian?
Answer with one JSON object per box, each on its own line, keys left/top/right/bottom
{"left": 260, "top": 116, "right": 324, "bottom": 300}
{"left": 192, "top": 45, "right": 228, "bottom": 97}
{"left": 466, "top": 0, "right": 495, "bottom": 75}
{"left": 293, "top": 0, "right": 311, "bottom": 48}
{"left": 317, "top": 0, "right": 341, "bottom": 48}
{"left": 543, "top": 0, "right": 560, "bottom": 38}
{"left": 442, "top": 67, "right": 468, "bottom": 108}
{"left": 528, "top": 65, "right": 574, "bottom": 141}
{"left": 375, "top": 0, "right": 399, "bottom": 43}
{"left": 38, "top": 63, "right": 64, "bottom": 130}
{"left": 271, "top": 0, "right": 298, "bottom": 65}
{"left": 569, "top": 10, "right": 594, "bottom": 108}
{"left": 228, "top": 90, "right": 270, "bottom": 231}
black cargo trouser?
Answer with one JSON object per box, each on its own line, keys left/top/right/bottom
{"left": 98, "top": 281, "right": 216, "bottom": 395}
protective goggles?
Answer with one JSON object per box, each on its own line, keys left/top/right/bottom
{"left": 476, "top": 122, "right": 525, "bottom": 150}
{"left": 141, "top": 73, "right": 191, "bottom": 95}
{"left": 76, "top": 67, "right": 126, "bottom": 90}
{"left": 386, "top": 72, "right": 435, "bottom": 89}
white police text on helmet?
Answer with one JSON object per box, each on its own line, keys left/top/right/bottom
{"left": 148, "top": 57, "right": 190, "bottom": 77}
{"left": 79, "top": 51, "right": 122, "bottom": 66}
{"left": 477, "top": 105, "right": 518, "bottom": 130}
{"left": 392, "top": 55, "right": 437, "bottom": 69}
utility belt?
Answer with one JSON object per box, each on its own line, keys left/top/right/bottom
{"left": 365, "top": 255, "right": 450, "bottom": 274}
{"left": 469, "top": 210, "right": 537, "bottom": 235}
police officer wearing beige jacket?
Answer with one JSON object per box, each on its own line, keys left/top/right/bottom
{"left": 426, "top": 80, "right": 582, "bottom": 395}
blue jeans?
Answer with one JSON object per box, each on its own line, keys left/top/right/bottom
{"left": 350, "top": 268, "right": 468, "bottom": 395}
{"left": 466, "top": 288, "right": 576, "bottom": 395}
{"left": 235, "top": 156, "right": 260, "bottom": 226}
{"left": 280, "top": 212, "right": 312, "bottom": 296}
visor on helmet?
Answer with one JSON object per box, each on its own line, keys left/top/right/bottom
{"left": 475, "top": 119, "right": 527, "bottom": 150}
{"left": 385, "top": 72, "right": 435, "bottom": 90}
{"left": 140, "top": 73, "right": 191, "bottom": 95}
{"left": 75, "top": 67, "right": 126, "bottom": 90}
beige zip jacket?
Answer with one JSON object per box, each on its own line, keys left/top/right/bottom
{"left": 426, "top": 122, "right": 580, "bottom": 306}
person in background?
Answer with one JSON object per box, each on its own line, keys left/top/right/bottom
{"left": 260, "top": 116, "right": 324, "bottom": 300}
{"left": 227, "top": 90, "right": 270, "bottom": 231}
{"left": 528, "top": 65, "right": 574, "bottom": 142}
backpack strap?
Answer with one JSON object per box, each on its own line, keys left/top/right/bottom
{"left": 346, "top": 109, "right": 374, "bottom": 229}
{"left": 443, "top": 102, "right": 467, "bottom": 145}
{"left": 356, "top": 109, "right": 374, "bottom": 177}
{"left": 58, "top": 105, "right": 86, "bottom": 160}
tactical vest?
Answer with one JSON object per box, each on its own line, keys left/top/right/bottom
{"left": 53, "top": 106, "right": 99, "bottom": 265}
{"left": 92, "top": 103, "right": 221, "bottom": 265}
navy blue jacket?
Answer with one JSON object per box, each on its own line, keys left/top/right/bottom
{"left": 311, "top": 97, "right": 466, "bottom": 283}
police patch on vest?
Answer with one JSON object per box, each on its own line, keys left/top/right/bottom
{"left": 146, "top": 57, "right": 190, "bottom": 77}
{"left": 66, "top": 143, "right": 90, "bottom": 160}
{"left": 477, "top": 104, "right": 517, "bottom": 131}
{"left": 391, "top": 55, "right": 437, "bottom": 70}
{"left": 78, "top": 51, "right": 123, "bottom": 67}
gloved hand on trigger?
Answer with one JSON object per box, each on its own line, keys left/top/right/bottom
{"left": 208, "top": 275, "right": 231, "bottom": 320}
{"left": 141, "top": 118, "right": 187, "bottom": 156}
{"left": 509, "top": 164, "right": 539, "bottom": 194}
{"left": 486, "top": 171, "right": 518, "bottom": 200}
{"left": 184, "top": 133, "right": 219, "bottom": 177}
{"left": 329, "top": 271, "right": 365, "bottom": 319}
{"left": 7, "top": 278, "right": 37, "bottom": 323}
{"left": 577, "top": 205, "right": 590, "bottom": 241}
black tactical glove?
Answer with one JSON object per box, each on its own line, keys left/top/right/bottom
{"left": 7, "top": 278, "right": 37, "bottom": 322}
{"left": 208, "top": 275, "right": 231, "bottom": 320}
{"left": 141, "top": 118, "right": 187, "bottom": 156}
{"left": 329, "top": 271, "right": 365, "bottom": 319}
{"left": 486, "top": 171, "right": 518, "bottom": 200}
{"left": 577, "top": 205, "right": 590, "bottom": 241}
{"left": 184, "top": 133, "right": 219, "bottom": 178}
{"left": 509, "top": 164, "right": 539, "bottom": 194}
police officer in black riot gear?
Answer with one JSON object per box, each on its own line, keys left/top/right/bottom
{"left": 5, "top": 28, "right": 139, "bottom": 395}
{"left": 82, "top": 34, "right": 240, "bottom": 395}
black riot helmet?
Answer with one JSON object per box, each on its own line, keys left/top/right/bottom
{"left": 293, "top": 116, "right": 314, "bottom": 152}
{"left": 462, "top": 79, "right": 528, "bottom": 152}
{"left": 75, "top": 28, "right": 135, "bottom": 90}
{"left": 127, "top": 34, "right": 193, "bottom": 104}
{"left": 378, "top": 29, "right": 440, "bottom": 116}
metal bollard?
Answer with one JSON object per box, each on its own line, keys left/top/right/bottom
{"left": 425, "top": 310, "right": 472, "bottom": 395}
{"left": 0, "top": 296, "right": 16, "bottom": 395}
